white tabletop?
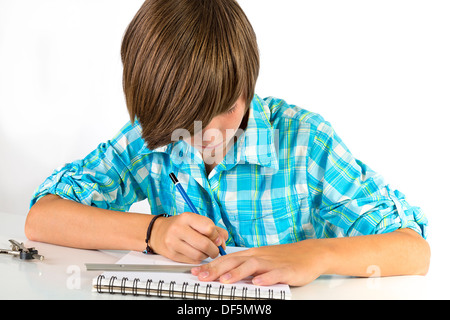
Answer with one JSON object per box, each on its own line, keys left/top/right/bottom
{"left": 0, "top": 211, "right": 448, "bottom": 300}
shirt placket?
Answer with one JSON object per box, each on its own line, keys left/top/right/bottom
{"left": 171, "top": 143, "right": 229, "bottom": 232}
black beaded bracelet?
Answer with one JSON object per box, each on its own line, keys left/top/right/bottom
{"left": 143, "top": 213, "right": 170, "bottom": 254}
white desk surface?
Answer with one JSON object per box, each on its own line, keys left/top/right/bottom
{"left": 1, "top": 211, "right": 448, "bottom": 300}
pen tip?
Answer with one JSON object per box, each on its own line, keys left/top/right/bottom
{"left": 169, "top": 172, "right": 178, "bottom": 184}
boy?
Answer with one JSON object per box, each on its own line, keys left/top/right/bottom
{"left": 25, "top": 0, "right": 430, "bottom": 287}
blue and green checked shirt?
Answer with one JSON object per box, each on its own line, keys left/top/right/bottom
{"left": 30, "top": 95, "right": 428, "bottom": 247}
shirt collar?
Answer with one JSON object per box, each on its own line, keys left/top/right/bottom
{"left": 235, "top": 95, "right": 279, "bottom": 173}
{"left": 137, "top": 94, "right": 279, "bottom": 173}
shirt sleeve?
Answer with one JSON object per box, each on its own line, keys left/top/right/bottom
{"left": 306, "top": 121, "right": 428, "bottom": 239}
{"left": 30, "top": 121, "right": 148, "bottom": 212}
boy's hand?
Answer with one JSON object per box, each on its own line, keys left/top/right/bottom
{"left": 190, "top": 241, "right": 327, "bottom": 286}
{"left": 190, "top": 228, "right": 430, "bottom": 286}
{"left": 149, "top": 212, "right": 228, "bottom": 264}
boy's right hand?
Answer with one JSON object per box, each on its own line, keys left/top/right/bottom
{"left": 149, "top": 212, "right": 228, "bottom": 264}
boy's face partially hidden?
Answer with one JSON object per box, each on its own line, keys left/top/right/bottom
{"left": 185, "top": 94, "right": 248, "bottom": 165}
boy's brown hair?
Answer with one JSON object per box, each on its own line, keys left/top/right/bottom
{"left": 121, "top": 0, "right": 259, "bottom": 149}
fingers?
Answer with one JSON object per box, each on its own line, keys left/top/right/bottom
{"left": 191, "top": 249, "right": 288, "bottom": 286}
{"left": 191, "top": 244, "right": 323, "bottom": 287}
{"left": 251, "top": 269, "right": 286, "bottom": 286}
{"left": 217, "top": 226, "right": 229, "bottom": 251}
{"left": 153, "top": 212, "right": 228, "bottom": 263}
{"left": 167, "top": 241, "right": 210, "bottom": 264}
{"left": 187, "top": 213, "right": 228, "bottom": 249}
{"left": 180, "top": 223, "right": 221, "bottom": 258}
{"left": 192, "top": 250, "right": 266, "bottom": 284}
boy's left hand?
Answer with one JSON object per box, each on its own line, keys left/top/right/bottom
{"left": 190, "top": 241, "right": 328, "bottom": 287}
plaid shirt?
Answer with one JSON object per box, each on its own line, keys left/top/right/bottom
{"left": 31, "top": 95, "right": 428, "bottom": 247}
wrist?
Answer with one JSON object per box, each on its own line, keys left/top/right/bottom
{"left": 147, "top": 214, "right": 169, "bottom": 254}
{"left": 301, "top": 238, "right": 335, "bottom": 276}
{"left": 313, "top": 237, "right": 347, "bottom": 275}
{"left": 108, "top": 211, "right": 154, "bottom": 252}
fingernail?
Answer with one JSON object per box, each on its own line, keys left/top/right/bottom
{"left": 252, "top": 277, "right": 262, "bottom": 286}
{"left": 220, "top": 273, "right": 232, "bottom": 283}
{"left": 191, "top": 267, "right": 201, "bottom": 274}
{"left": 199, "top": 271, "right": 209, "bottom": 279}
{"left": 215, "top": 237, "right": 221, "bottom": 246}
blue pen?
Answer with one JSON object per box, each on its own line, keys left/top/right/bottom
{"left": 169, "top": 172, "right": 227, "bottom": 256}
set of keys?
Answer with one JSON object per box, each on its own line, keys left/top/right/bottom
{"left": 0, "top": 239, "right": 44, "bottom": 261}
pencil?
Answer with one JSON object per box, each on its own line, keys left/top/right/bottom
{"left": 169, "top": 172, "right": 227, "bottom": 256}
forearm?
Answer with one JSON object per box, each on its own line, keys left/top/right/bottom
{"left": 320, "top": 228, "right": 431, "bottom": 277}
{"left": 25, "top": 194, "right": 153, "bottom": 251}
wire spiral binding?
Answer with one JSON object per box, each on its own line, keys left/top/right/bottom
{"left": 96, "top": 275, "right": 105, "bottom": 293}
{"left": 241, "top": 286, "right": 248, "bottom": 300}
{"left": 132, "top": 278, "right": 140, "bottom": 296}
{"left": 169, "top": 281, "right": 176, "bottom": 299}
{"left": 254, "top": 287, "right": 261, "bottom": 300}
{"left": 193, "top": 283, "right": 200, "bottom": 299}
{"left": 181, "top": 282, "right": 189, "bottom": 299}
{"left": 230, "top": 286, "right": 236, "bottom": 300}
{"left": 120, "top": 277, "right": 128, "bottom": 295}
{"left": 108, "top": 276, "right": 117, "bottom": 294}
{"left": 205, "top": 284, "right": 212, "bottom": 300}
{"left": 218, "top": 285, "right": 225, "bottom": 300}
{"left": 95, "top": 275, "right": 287, "bottom": 300}
{"left": 145, "top": 279, "right": 152, "bottom": 297}
{"left": 156, "top": 280, "right": 164, "bottom": 297}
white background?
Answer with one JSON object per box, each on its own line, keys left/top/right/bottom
{"left": 0, "top": 1, "right": 449, "bottom": 283}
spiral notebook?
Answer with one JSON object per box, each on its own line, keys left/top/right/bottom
{"left": 91, "top": 247, "right": 291, "bottom": 300}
